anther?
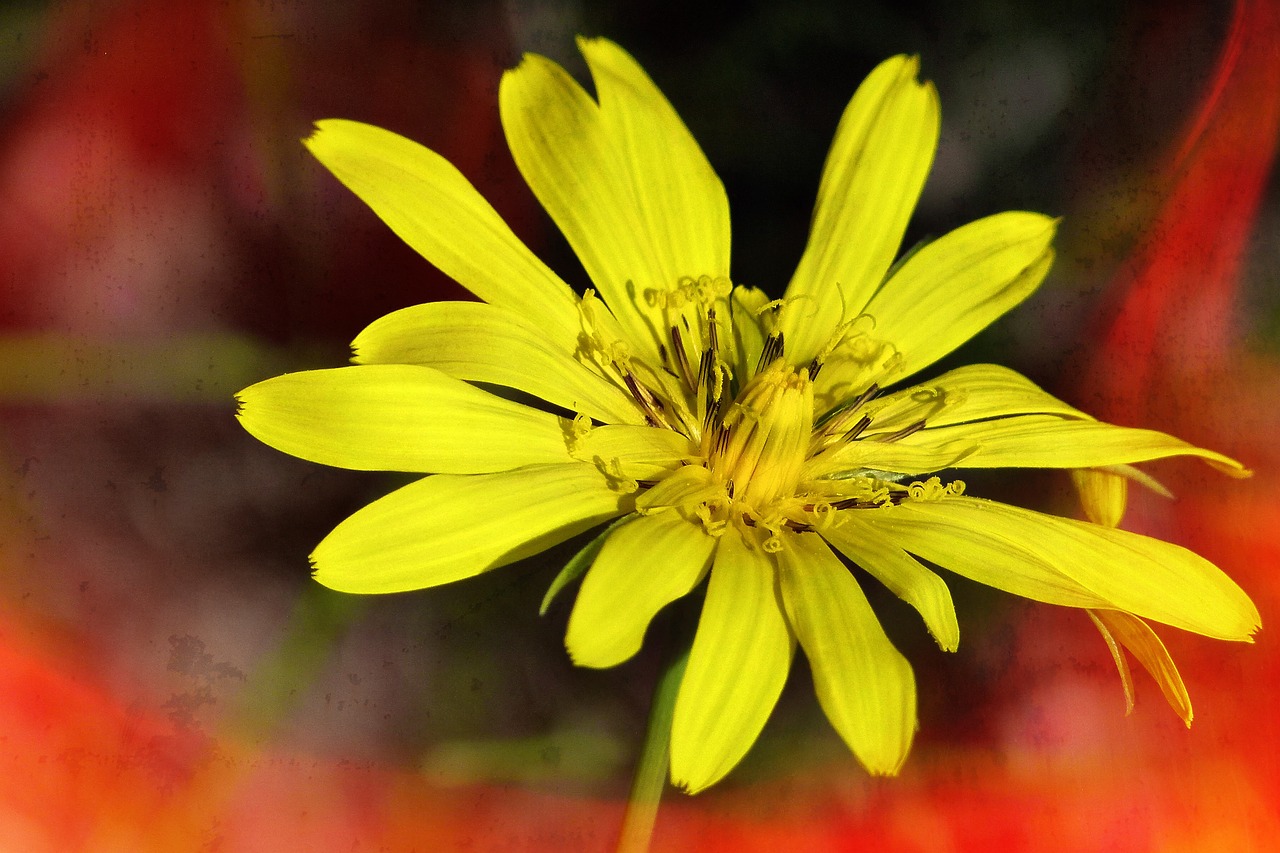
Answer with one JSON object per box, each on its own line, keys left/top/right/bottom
{"left": 670, "top": 325, "right": 695, "bottom": 391}
{"left": 843, "top": 415, "right": 872, "bottom": 442}
{"left": 621, "top": 368, "right": 667, "bottom": 428}
{"left": 756, "top": 332, "right": 785, "bottom": 372}
{"left": 876, "top": 419, "right": 927, "bottom": 443}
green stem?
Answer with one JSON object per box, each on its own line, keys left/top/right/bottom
{"left": 616, "top": 641, "right": 690, "bottom": 853}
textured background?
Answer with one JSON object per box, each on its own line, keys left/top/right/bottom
{"left": 1, "top": 0, "right": 1277, "bottom": 849}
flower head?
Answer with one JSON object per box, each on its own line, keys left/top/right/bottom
{"left": 236, "top": 38, "right": 1260, "bottom": 793}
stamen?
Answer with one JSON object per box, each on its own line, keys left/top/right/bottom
{"left": 756, "top": 332, "right": 785, "bottom": 372}
{"left": 620, "top": 368, "right": 668, "bottom": 428}
{"left": 670, "top": 325, "right": 695, "bottom": 391}
{"left": 848, "top": 382, "right": 880, "bottom": 414}
{"left": 843, "top": 415, "right": 872, "bottom": 442}
{"left": 876, "top": 419, "right": 927, "bottom": 443}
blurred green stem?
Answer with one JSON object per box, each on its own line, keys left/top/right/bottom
{"left": 230, "top": 583, "right": 364, "bottom": 737}
{"left": 616, "top": 641, "right": 689, "bottom": 853}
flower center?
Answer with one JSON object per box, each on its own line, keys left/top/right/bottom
{"left": 707, "top": 363, "right": 813, "bottom": 510}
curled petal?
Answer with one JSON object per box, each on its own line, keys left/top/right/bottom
{"left": 1090, "top": 609, "right": 1194, "bottom": 726}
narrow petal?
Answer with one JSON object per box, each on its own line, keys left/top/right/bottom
{"left": 824, "top": 518, "right": 959, "bottom": 652}
{"left": 898, "top": 414, "right": 1249, "bottom": 476}
{"left": 565, "top": 511, "right": 714, "bottom": 668}
{"left": 1091, "top": 609, "right": 1194, "bottom": 726}
{"left": 541, "top": 516, "right": 634, "bottom": 616}
{"left": 778, "top": 532, "right": 916, "bottom": 775}
{"left": 802, "top": 438, "right": 973, "bottom": 481}
{"left": 1088, "top": 609, "right": 1136, "bottom": 715}
{"left": 818, "top": 212, "right": 1056, "bottom": 399}
{"left": 304, "top": 120, "right": 581, "bottom": 342}
{"left": 670, "top": 527, "right": 795, "bottom": 793}
{"left": 858, "top": 496, "right": 1261, "bottom": 640}
{"left": 312, "top": 464, "right": 632, "bottom": 593}
{"left": 500, "top": 41, "right": 729, "bottom": 360}
{"left": 730, "top": 286, "right": 769, "bottom": 382}
{"left": 857, "top": 364, "right": 1089, "bottom": 435}
{"left": 1071, "top": 468, "right": 1128, "bottom": 528}
{"left": 572, "top": 424, "right": 695, "bottom": 480}
{"left": 781, "top": 56, "right": 940, "bottom": 364}
{"left": 236, "top": 365, "right": 572, "bottom": 474}
{"left": 580, "top": 37, "right": 731, "bottom": 288}
{"left": 353, "top": 301, "right": 643, "bottom": 425}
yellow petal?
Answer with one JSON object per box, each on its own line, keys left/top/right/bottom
{"left": 1091, "top": 609, "right": 1194, "bottom": 726}
{"left": 565, "top": 511, "right": 714, "bottom": 668}
{"left": 500, "top": 41, "right": 729, "bottom": 361}
{"left": 303, "top": 120, "right": 581, "bottom": 342}
{"left": 824, "top": 518, "right": 959, "bottom": 652}
{"left": 860, "top": 496, "right": 1261, "bottom": 640}
{"left": 856, "top": 363, "right": 1090, "bottom": 435}
{"left": 1071, "top": 468, "right": 1128, "bottom": 528}
{"left": 1088, "top": 609, "right": 1136, "bottom": 715}
{"left": 579, "top": 37, "right": 731, "bottom": 290}
{"left": 803, "top": 438, "right": 973, "bottom": 481}
{"left": 900, "top": 414, "right": 1249, "bottom": 476}
{"left": 670, "top": 526, "right": 794, "bottom": 793}
{"left": 635, "top": 464, "right": 719, "bottom": 514}
{"left": 781, "top": 56, "right": 940, "bottom": 364}
{"left": 572, "top": 424, "right": 695, "bottom": 480}
{"left": 730, "top": 286, "right": 770, "bottom": 382}
{"left": 821, "top": 212, "right": 1055, "bottom": 395}
{"left": 236, "top": 365, "right": 572, "bottom": 473}
{"left": 540, "top": 516, "right": 634, "bottom": 616}
{"left": 312, "top": 463, "right": 632, "bottom": 593}
{"left": 777, "top": 532, "right": 916, "bottom": 775}
{"left": 353, "top": 301, "right": 643, "bottom": 425}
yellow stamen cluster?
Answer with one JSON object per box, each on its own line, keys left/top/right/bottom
{"left": 589, "top": 279, "right": 965, "bottom": 549}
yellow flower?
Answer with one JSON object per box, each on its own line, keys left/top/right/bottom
{"left": 236, "top": 39, "right": 1260, "bottom": 793}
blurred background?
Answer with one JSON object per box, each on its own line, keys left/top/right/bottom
{"left": 1, "top": 0, "right": 1277, "bottom": 849}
